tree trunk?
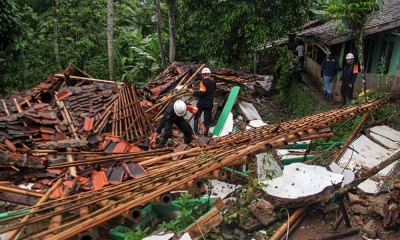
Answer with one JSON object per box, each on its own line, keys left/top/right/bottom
{"left": 156, "top": 0, "right": 167, "bottom": 69}
{"left": 167, "top": 0, "right": 176, "bottom": 63}
{"left": 50, "top": 0, "right": 61, "bottom": 70}
{"left": 356, "top": 28, "right": 367, "bottom": 101}
{"left": 107, "top": 0, "right": 114, "bottom": 81}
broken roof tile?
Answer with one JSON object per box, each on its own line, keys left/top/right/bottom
{"left": 38, "top": 111, "right": 57, "bottom": 120}
{"left": 56, "top": 91, "right": 73, "bottom": 101}
{"left": 122, "top": 162, "right": 147, "bottom": 179}
{"left": 40, "top": 127, "right": 56, "bottom": 134}
{"left": 50, "top": 186, "right": 64, "bottom": 199}
{"left": 108, "top": 167, "right": 124, "bottom": 185}
{"left": 92, "top": 170, "right": 108, "bottom": 190}
{"left": 83, "top": 117, "right": 94, "bottom": 132}
{"left": 4, "top": 139, "right": 16, "bottom": 152}
{"left": 113, "top": 141, "right": 130, "bottom": 153}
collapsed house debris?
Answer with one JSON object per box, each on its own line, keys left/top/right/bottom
{"left": 0, "top": 62, "right": 398, "bottom": 239}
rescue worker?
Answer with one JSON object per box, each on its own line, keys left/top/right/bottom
{"left": 321, "top": 53, "right": 341, "bottom": 103}
{"left": 340, "top": 53, "right": 358, "bottom": 107}
{"left": 188, "top": 67, "right": 216, "bottom": 137}
{"left": 150, "top": 100, "right": 193, "bottom": 148}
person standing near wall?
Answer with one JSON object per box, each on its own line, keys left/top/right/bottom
{"left": 295, "top": 42, "right": 305, "bottom": 66}
{"left": 321, "top": 53, "right": 341, "bottom": 103}
{"left": 339, "top": 53, "right": 358, "bottom": 107}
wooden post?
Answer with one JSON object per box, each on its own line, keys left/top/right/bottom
{"left": 2, "top": 99, "right": 9, "bottom": 115}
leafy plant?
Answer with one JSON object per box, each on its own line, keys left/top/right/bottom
{"left": 157, "top": 192, "right": 210, "bottom": 231}
{"left": 124, "top": 226, "right": 150, "bottom": 240}
{"left": 272, "top": 47, "right": 302, "bottom": 102}
{"left": 224, "top": 163, "right": 271, "bottom": 227}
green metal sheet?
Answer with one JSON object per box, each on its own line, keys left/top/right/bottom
{"left": 212, "top": 86, "right": 240, "bottom": 137}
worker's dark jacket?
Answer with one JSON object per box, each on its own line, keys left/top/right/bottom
{"left": 194, "top": 78, "right": 216, "bottom": 109}
{"left": 321, "top": 58, "right": 341, "bottom": 77}
{"left": 340, "top": 64, "right": 358, "bottom": 85}
{"left": 156, "top": 104, "right": 192, "bottom": 147}
{"left": 156, "top": 104, "right": 181, "bottom": 134}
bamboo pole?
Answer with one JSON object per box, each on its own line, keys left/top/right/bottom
{"left": 0, "top": 99, "right": 389, "bottom": 239}
{"left": 0, "top": 185, "right": 46, "bottom": 198}
{"left": 331, "top": 112, "right": 369, "bottom": 163}
{"left": 5, "top": 178, "right": 63, "bottom": 240}
{"left": 44, "top": 187, "right": 70, "bottom": 240}
{"left": 269, "top": 207, "right": 307, "bottom": 240}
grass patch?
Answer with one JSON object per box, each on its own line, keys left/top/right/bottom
{"left": 276, "top": 82, "right": 328, "bottom": 119}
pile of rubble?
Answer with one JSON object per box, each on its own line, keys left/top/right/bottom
{"left": 0, "top": 62, "right": 398, "bottom": 240}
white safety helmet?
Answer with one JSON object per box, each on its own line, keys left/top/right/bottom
{"left": 201, "top": 67, "right": 211, "bottom": 74}
{"left": 345, "top": 53, "right": 354, "bottom": 59}
{"left": 173, "top": 100, "right": 187, "bottom": 117}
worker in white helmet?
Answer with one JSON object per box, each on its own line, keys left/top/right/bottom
{"left": 150, "top": 100, "right": 193, "bottom": 148}
{"left": 339, "top": 53, "right": 358, "bottom": 107}
{"left": 188, "top": 67, "right": 216, "bottom": 136}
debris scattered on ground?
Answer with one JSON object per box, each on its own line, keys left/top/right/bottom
{"left": 0, "top": 62, "right": 398, "bottom": 239}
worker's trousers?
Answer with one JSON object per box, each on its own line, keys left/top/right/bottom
{"left": 158, "top": 118, "right": 192, "bottom": 148}
{"left": 340, "top": 84, "right": 353, "bottom": 107}
{"left": 194, "top": 106, "right": 212, "bottom": 136}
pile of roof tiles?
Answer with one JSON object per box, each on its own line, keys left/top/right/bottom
{"left": 0, "top": 62, "right": 263, "bottom": 195}
{"left": 58, "top": 83, "right": 116, "bottom": 133}
{"left": 144, "top": 62, "right": 262, "bottom": 100}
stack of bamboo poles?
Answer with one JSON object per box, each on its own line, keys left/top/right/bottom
{"left": 211, "top": 74, "right": 262, "bottom": 85}
{"left": 0, "top": 99, "right": 388, "bottom": 239}
{"left": 111, "top": 84, "right": 154, "bottom": 142}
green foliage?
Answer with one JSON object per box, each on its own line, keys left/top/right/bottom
{"left": 157, "top": 192, "right": 210, "bottom": 231}
{"left": 272, "top": 47, "right": 302, "bottom": 102}
{"left": 176, "top": 0, "right": 311, "bottom": 68}
{"left": 1, "top": 0, "right": 314, "bottom": 93}
{"left": 0, "top": 0, "right": 21, "bottom": 50}
{"left": 124, "top": 226, "right": 150, "bottom": 240}
{"left": 376, "top": 56, "right": 393, "bottom": 89}
{"left": 0, "top": 0, "right": 161, "bottom": 95}
{"left": 325, "top": 0, "right": 379, "bottom": 28}
{"left": 224, "top": 163, "right": 271, "bottom": 227}
{"left": 271, "top": 47, "right": 327, "bottom": 118}
{"left": 281, "top": 83, "right": 328, "bottom": 118}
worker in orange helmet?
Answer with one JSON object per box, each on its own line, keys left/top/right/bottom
{"left": 188, "top": 67, "right": 216, "bottom": 137}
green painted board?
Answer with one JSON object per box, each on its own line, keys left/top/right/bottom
{"left": 281, "top": 155, "right": 315, "bottom": 166}
{"left": 212, "top": 86, "right": 240, "bottom": 137}
{"left": 0, "top": 209, "right": 30, "bottom": 220}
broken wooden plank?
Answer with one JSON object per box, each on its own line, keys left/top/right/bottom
{"left": 186, "top": 207, "right": 223, "bottom": 238}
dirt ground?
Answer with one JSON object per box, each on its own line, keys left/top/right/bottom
{"left": 291, "top": 211, "right": 400, "bottom": 240}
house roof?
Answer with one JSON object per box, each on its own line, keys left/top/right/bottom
{"left": 297, "top": 0, "right": 400, "bottom": 45}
